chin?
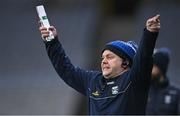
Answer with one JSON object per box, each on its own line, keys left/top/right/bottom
{"left": 103, "top": 72, "right": 111, "bottom": 79}
{"left": 104, "top": 76, "right": 111, "bottom": 79}
{"left": 102, "top": 68, "right": 112, "bottom": 78}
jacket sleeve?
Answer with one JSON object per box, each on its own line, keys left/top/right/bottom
{"left": 44, "top": 37, "right": 98, "bottom": 96}
{"left": 129, "top": 28, "right": 158, "bottom": 88}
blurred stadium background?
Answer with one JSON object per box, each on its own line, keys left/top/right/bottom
{"left": 0, "top": 0, "right": 179, "bottom": 114}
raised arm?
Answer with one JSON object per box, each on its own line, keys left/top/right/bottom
{"left": 39, "top": 26, "right": 98, "bottom": 96}
{"left": 130, "top": 14, "right": 160, "bottom": 87}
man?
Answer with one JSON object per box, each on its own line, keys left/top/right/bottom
{"left": 146, "top": 48, "right": 180, "bottom": 115}
{"left": 39, "top": 15, "right": 160, "bottom": 115}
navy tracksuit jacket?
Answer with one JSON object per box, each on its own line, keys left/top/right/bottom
{"left": 45, "top": 28, "right": 158, "bottom": 115}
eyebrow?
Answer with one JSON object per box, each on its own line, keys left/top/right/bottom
{"left": 102, "top": 53, "right": 114, "bottom": 58}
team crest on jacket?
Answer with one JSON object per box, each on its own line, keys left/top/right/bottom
{"left": 112, "top": 86, "right": 119, "bottom": 95}
{"left": 164, "top": 95, "right": 171, "bottom": 104}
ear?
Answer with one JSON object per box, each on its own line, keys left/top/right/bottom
{"left": 121, "top": 60, "right": 129, "bottom": 69}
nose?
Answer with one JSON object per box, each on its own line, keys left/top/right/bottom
{"left": 102, "top": 58, "right": 108, "bottom": 64}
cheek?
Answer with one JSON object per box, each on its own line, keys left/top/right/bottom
{"left": 111, "top": 60, "right": 122, "bottom": 68}
{"left": 112, "top": 62, "right": 123, "bottom": 74}
{"left": 152, "top": 67, "right": 159, "bottom": 75}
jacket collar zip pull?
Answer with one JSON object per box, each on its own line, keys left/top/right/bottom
{"left": 107, "top": 81, "right": 114, "bottom": 85}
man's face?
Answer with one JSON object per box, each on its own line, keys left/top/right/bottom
{"left": 101, "top": 50, "right": 124, "bottom": 79}
{"left": 151, "top": 64, "right": 165, "bottom": 84}
{"left": 152, "top": 65, "right": 162, "bottom": 79}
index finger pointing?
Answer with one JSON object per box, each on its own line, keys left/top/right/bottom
{"left": 155, "top": 14, "right": 160, "bottom": 20}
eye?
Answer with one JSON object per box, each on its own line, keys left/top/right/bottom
{"left": 107, "top": 55, "right": 114, "bottom": 60}
{"left": 101, "top": 54, "right": 115, "bottom": 61}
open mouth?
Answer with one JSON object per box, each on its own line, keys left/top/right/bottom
{"left": 103, "top": 67, "right": 110, "bottom": 70}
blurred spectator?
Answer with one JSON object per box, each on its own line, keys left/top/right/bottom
{"left": 146, "top": 48, "right": 180, "bottom": 115}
